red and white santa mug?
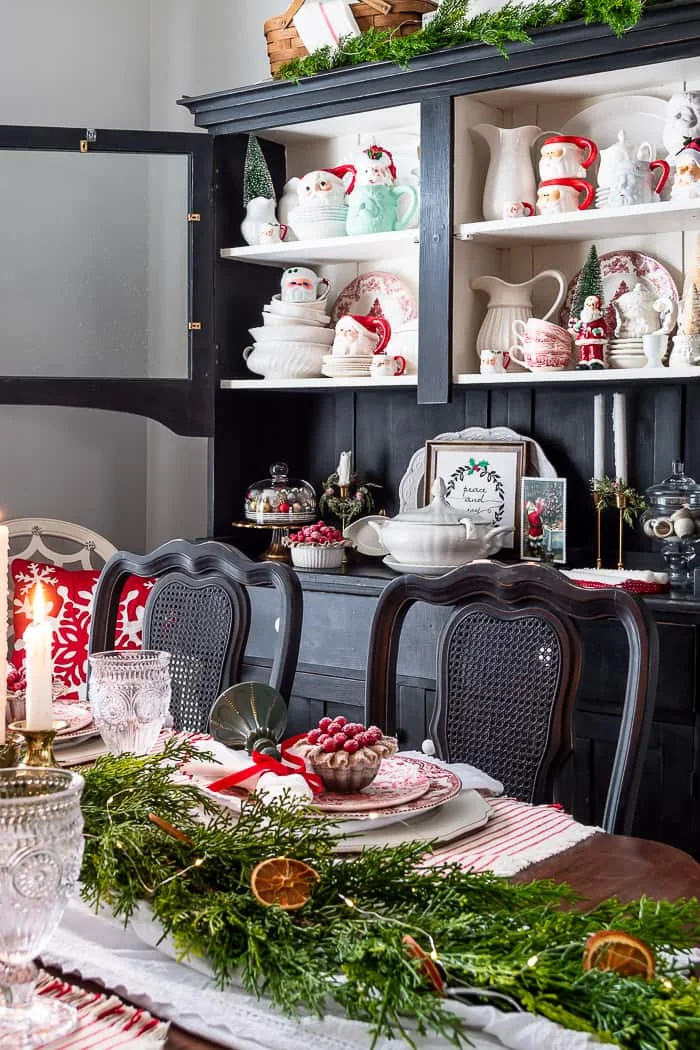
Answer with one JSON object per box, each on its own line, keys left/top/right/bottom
{"left": 539, "top": 135, "right": 598, "bottom": 180}
{"left": 536, "top": 178, "right": 595, "bottom": 214}
{"left": 332, "top": 314, "right": 392, "bottom": 357}
{"left": 370, "top": 353, "right": 407, "bottom": 378}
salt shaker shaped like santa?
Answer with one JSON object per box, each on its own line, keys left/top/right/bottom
{"left": 569, "top": 294, "right": 610, "bottom": 370}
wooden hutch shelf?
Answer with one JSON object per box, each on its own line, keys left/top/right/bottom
{"left": 220, "top": 229, "right": 419, "bottom": 266}
{"left": 456, "top": 198, "right": 700, "bottom": 246}
{"left": 220, "top": 376, "right": 417, "bottom": 390}
{"left": 454, "top": 366, "right": 700, "bottom": 386}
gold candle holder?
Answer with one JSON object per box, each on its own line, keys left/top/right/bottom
{"left": 592, "top": 489, "right": 604, "bottom": 570}
{"left": 339, "top": 484, "right": 350, "bottom": 500}
{"left": 615, "top": 492, "right": 628, "bottom": 571}
{"left": 0, "top": 731, "right": 22, "bottom": 768}
{"left": 9, "top": 720, "right": 68, "bottom": 767}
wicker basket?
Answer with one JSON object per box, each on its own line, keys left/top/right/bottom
{"left": 264, "top": 0, "right": 438, "bottom": 77}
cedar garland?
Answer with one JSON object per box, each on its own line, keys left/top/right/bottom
{"left": 80, "top": 739, "right": 700, "bottom": 1049}
{"left": 276, "top": 0, "right": 667, "bottom": 81}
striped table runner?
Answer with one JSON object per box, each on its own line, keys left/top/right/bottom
{"left": 37, "top": 972, "right": 168, "bottom": 1049}
{"left": 424, "top": 796, "right": 599, "bottom": 876}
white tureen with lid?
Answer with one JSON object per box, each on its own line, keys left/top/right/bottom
{"left": 358, "top": 479, "right": 511, "bottom": 567}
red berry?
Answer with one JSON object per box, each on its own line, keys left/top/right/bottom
{"left": 357, "top": 733, "right": 371, "bottom": 748}
{"left": 322, "top": 738, "right": 338, "bottom": 753}
{"left": 368, "top": 726, "right": 382, "bottom": 736}
{"left": 329, "top": 720, "right": 344, "bottom": 734}
{"left": 318, "top": 717, "right": 332, "bottom": 731}
{"left": 343, "top": 739, "right": 359, "bottom": 753}
{"left": 334, "top": 732, "right": 348, "bottom": 746}
{"left": 278, "top": 501, "right": 290, "bottom": 513}
{"left": 367, "top": 729, "right": 382, "bottom": 744}
{"left": 334, "top": 716, "right": 347, "bottom": 727}
{"left": 307, "top": 729, "right": 321, "bottom": 744}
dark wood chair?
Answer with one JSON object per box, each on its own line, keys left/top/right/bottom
{"left": 365, "top": 562, "right": 658, "bottom": 835}
{"left": 89, "top": 539, "right": 302, "bottom": 732}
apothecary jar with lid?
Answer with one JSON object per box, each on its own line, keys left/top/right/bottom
{"left": 640, "top": 461, "right": 700, "bottom": 589}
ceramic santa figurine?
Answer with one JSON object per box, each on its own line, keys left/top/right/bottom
{"left": 569, "top": 294, "right": 609, "bottom": 370}
{"left": 354, "top": 145, "right": 397, "bottom": 187}
{"left": 671, "top": 138, "right": 700, "bottom": 200}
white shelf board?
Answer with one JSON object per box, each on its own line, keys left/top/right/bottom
{"left": 220, "top": 375, "right": 418, "bottom": 391}
{"left": 454, "top": 366, "right": 700, "bottom": 386}
{"left": 220, "top": 229, "right": 419, "bottom": 266}
{"left": 456, "top": 199, "right": 700, "bottom": 246}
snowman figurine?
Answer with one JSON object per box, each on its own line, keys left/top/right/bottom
{"left": 671, "top": 138, "right": 700, "bottom": 200}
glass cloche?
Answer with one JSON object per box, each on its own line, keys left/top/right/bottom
{"left": 245, "top": 463, "right": 317, "bottom": 525}
{"left": 641, "top": 461, "right": 700, "bottom": 589}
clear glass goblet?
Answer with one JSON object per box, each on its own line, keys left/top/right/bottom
{"left": 0, "top": 768, "right": 84, "bottom": 1047}
{"left": 88, "top": 650, "right": 172, "bottom": 755}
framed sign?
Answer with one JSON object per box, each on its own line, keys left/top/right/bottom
{"left": 521, "top": 477, "right": 567, "bottom": 564}
{"left": 424, "top": 440, "right": 526, "bottom": 550}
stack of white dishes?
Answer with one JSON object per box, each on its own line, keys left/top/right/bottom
{"left": 595, "top": 187, "right": 610, "bottom": 209}
{"left": 321, "top": 352, "right": 375, "bottom": 378}
{"left": 244, "top": 295, "right": 335, "bottom": 379}
{"left": 607, "top": 337, "right": 646, "bottom": 368}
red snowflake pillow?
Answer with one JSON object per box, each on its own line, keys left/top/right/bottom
{"left": 10, "top": 559, "right": 155, "bottom": 702}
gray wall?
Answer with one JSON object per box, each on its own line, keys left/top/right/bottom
{"left": 0, "top": 0, "right": 282, "bottom": 550}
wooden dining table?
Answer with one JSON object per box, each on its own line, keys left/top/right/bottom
{"left": 157, "top": 832, "right": 700, "bottom": 1050}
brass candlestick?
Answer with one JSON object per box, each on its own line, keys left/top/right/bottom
{"left": 616, "top": 492, "right": 628, "bottom": 571}
{"left": 9, "top": 721, "right": 68, "bottom": 767}
{"left": 592, "top": 489, "right": 604, "bottom": 570}
{"left": 0, "top": 731, "right": 22, "bottom": 768}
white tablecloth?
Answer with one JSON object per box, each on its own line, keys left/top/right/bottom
{"left": 44, "top": 901, "right": 605, "bottom": 1050}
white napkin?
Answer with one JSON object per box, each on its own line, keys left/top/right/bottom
{"left": 400, "top": 751, "right": 504, "bottom": 795}
{"left": 181, "top": 739, "right": 313, "bottom": 802}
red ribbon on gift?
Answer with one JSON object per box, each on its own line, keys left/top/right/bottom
{"left": 207, "top": 732, "right": 324, "bottom": 795}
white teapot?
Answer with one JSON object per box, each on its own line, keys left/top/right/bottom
{"left": 364, "top": 479, "right": 511, "bottom": 568}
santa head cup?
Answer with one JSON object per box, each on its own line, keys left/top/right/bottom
{"left": 295, "top": 165, "right": 356, "bottom": 209}
{"left": 280, "top": 266, "right": 330, "bottom": 304}
{"left": 355, "top": 145, "right": 398, "bottom": 187}
{"left": 332, "top": 314, "right": 392, "bottom": 357}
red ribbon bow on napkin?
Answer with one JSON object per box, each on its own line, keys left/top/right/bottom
{"left": 207, "top": 732, "right": 324, "bottom": 795}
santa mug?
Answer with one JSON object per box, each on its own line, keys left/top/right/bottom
{"left": 502, "top": 200, "right": 534, "bottom": 219}
{"left": 332, "top": 314, "right": 392, "bottom": 357}
{"left": 260, "top": 222, "right": 288, "bottom": 243}
{"left": 370, "top": 353, "right": 406, "bottom": 378}
{"left": 479, "top": 349, "right": 510, "bottom": 374}
{"left": 295, "top": 165, "right": 356, "bottom": 209}
{"left": 280, "top": 266, "right": 330, "bottom": 304}
{"left": 538, "top": 135, "right": 598, "bottom": 180}
{"left": 536, "top": 178, "right": 595, "bottom": 214}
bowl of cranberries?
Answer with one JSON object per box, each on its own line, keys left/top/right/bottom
{"left": 285, "top": 521, "right": 348, "bottom": 570}
{"left": 301, "top": 716, "right": 398, "bottom": 792}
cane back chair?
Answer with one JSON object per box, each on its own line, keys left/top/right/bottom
{"left": 365, "top": 562, "right": 658, "bottom": 834}
{"left": 89, "top": 538, "right": 302, "bottom": 732}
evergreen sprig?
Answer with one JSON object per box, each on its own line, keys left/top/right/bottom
{"left": 80, "top": 743, "right": 700, "bottom": 1048}
{"left": 276, "top": 0, "right": 666, "bottom": 80}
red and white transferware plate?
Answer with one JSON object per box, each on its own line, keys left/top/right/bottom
{"left": 560, "top": 250, "right": 678, "bottom": 334}
{"left": 52, "top": 703, "right": 97, "bottom": 744}
{"left": 331, "top": 271, "right": 417, "bottom": 333}
{"left": 321, "top": 756, "right": 461, "bottom": 827}
{"left": 314, "top": 757, "right": 431, "bottom": 812}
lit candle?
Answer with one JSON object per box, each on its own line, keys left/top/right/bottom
{"left": 25, "top": 583, "right": 54, "bottom": 731}
{"left": 612, "top": 392, "right": 628, "bottom": 485}
{"left": 337, "top": 450, "right": 352, "bottom": 487}
{"left": 593, "top": 393, "right": 605, "bottom": 482}
{"left": 0, "top": 524, "right": 7, "bottom": 745}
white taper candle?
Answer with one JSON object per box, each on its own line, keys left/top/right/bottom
{"left": 612, "top": 392, "right": 628, "bottom": 485}
{"left": 593, "top": 393, "right": 605, "bottom": 481}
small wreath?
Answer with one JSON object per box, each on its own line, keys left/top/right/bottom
{"left": 445, "top": 461, "right": 505, "bottom": 525}
{"left": 319, "top": 472, "right": 381, "bottom": 526}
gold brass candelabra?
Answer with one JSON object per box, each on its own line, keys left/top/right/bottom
{"left": 9, "top": 721, "right": 67, "bottom": 767}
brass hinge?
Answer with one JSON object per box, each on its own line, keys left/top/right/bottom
{"left": 80, "top": 129, "right": 97, "bottom": 153}
{"left": 188, "top": 322, "right": 202, "bottom": 331}
{"left": 187, "top": 213, "right": 201, "bottom": 222}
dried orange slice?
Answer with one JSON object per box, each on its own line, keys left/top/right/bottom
{"left": 250, "top": 857, "right": 319, "bottom": 910}
{"left": 583, "top": 930, "right": 655, "bottom": 979}
{"left": 402, "top": 934, "right": 446, "bottom": 995}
